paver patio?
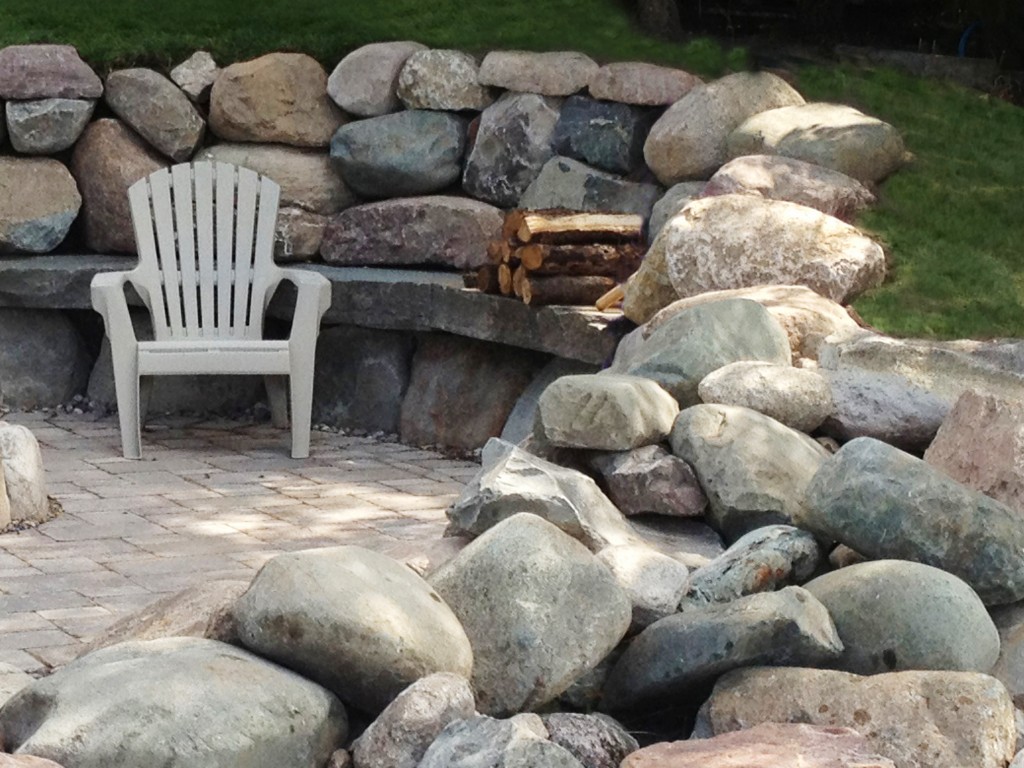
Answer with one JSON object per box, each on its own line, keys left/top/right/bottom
{"left": 0, "top": 411, "right": 479, "bottom": 676}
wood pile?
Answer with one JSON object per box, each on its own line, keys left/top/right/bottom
{"left": 464, "top": 209, "right": 646, "bottom": 309}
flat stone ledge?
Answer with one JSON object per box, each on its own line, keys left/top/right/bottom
{"left": 0, "top": 255, "right": 620, "bottom": 364}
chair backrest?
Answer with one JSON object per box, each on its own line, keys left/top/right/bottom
{"left": 127, "top": 161, "right": 283, "bottom": 341}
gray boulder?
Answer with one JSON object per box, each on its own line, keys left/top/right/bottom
{"left": 501, "top": 358, "right": 599, "bottom": 444}
{"left": 0, "top": 308, "right": 91, "bottom": 409}
{"left": 670, "top": 404, "right": 830, "bottom": 541}
{"left": 614, "top": 298, "right": 791, "bottom": 406}
{"left": 396, "top": 49, "right": 493, "bottom": 111}
{"left": 519, "top": 157, "right": 662, "bottom": 217}
{"left": 330, "top": 110, "right": 466, "bottom": 198}
{"left": 446, "top": 438, "right": 636, "bottom": 552}
{"left": 603, "top": 587, "right": 842, "bottom": 712}
{"left": 804, "top": 560, "right": 1000, "bottom": 675}
{"left": 0, "top": 422, "right": 49, "bottom": 524}
{"left": 418, "top": 714, "right": 584, "bottom": 768}
{"left": 0, "top": 44, "right": 103, "bottom": 99}
{"left": 551, "top": 95, "right": 651, "bottom": 174}
{"left": 537, "top": 373, "right": 678, "bottom": 450}
{"left": 703, "top": 154, "right": 876, "bottom": 220}
{"left": 233, "top": 546, "right": 473, "bottom": 714}
{"left": 541, "top": 713, "right": 638, "bottom": 768}
{"left": 590, "top": 444, "right": 707, "bottom": 518}
{"left": 352, "top": 673, "right": 475, "bottom": 768}
{"left": 322, "top": 196, "right": 501, "bottom": 270}
{"left": 169, "top": 50, "right": 219, "bottom": 102}
{"left": 681, "top": 525, "right": 824, "bottom": 609}
{"left": 5, "top": 98, "right": 94, "bottom": 154}
{"left": 430, "top": 514, "right": 632, "bottom": 715}
{"left": 727, "top": 102, "right": 906, "bottom": 183}
{"left": 0, "top": 469, "right": 9, "bottom": 528}
{"left": 627, "top": 514, "right": 725, "bottom": 569}
{"left": 462, "top": 92, "right": 560, "bottom": 207}
{"left": 803, "top": 437, "right": 1024, "bottom": 605}
{"left": 275, "top": 207, "right": 327, "bottom": 261}
{"left": 328, "top": 41, "right": 427, "bottom": 116}
{"left": 698, "top": 361, "right": 833, "bottom": 433}
{"left": 643, "top": 71, "right": 804, "bottom": 184}
{"left": 0, "top": 157, "right": 81, "bottom": 253}
{"left": 588, "top": 61, "right": 702, "bottom": 106}
{"left": 478, "top": 50, "right": 598, "bottom": 96}
{"left": 597, "top": 544, "right": 690, "bottom": 630}
{"left": 104, "top": 68, "right": 205, "bottom": 161}
{"left": 646, "top": 182, "right": 705, "bottom": 244}
{"left": 0, "top": 663, "right": 34, "bottom": 709}
{"left": 0, "top": 637, "right": 346, "bottom": 768}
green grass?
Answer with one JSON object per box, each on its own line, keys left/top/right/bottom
{"left": 2, "top": 1, "right": 1023, "bottom": 339}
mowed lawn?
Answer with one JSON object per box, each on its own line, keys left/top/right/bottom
{"left": 1, "top": 0, "right": 1022, "bottom": 339}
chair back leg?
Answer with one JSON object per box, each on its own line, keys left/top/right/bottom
{"left": 264, "top": 375, "right": 290, "bottom": 429}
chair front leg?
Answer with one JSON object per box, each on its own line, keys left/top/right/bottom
{"left": 111, "top": 345, "right": 142, "bottom": 459}
{"left": 289, "top": 344, "right": 316, "bottom": 459}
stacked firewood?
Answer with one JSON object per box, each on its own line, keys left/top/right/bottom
{"left": 464, "top": 209, "right": 646, "bottom": 308}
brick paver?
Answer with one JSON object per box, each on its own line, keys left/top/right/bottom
{"left": 0, "top": 412, "right": 478, "bottom": 675}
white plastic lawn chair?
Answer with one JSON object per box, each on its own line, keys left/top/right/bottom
{"left": 90, "top": 161, "right": 331, "bottom": 459}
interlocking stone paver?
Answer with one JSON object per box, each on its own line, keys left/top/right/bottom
{"left": 0, "top": 412, "right": 477, "bottom": 674}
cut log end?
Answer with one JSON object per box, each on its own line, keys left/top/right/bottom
{"left": 522, "top": 275, "right": 617, "bottom": 307}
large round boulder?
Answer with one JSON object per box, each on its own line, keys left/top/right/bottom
{"left": 0, "top": 44, "right": 102, "bottom": 99}
{"left": 104, "top": 68, "right": 205, "bottom": 161}
{"left": 588, "top": 61, "right": 701, "bottom": 106}
{"left": 327, "top": 41, "right": 427, "bottom": 117}
{"left": 5, "top": 98, "right": 94, "bottom": 154}
{"left": 396, "top": 49, "right": 493, "bottom": 111}
{"left": 0, "top": 308, "right": 91, "bottom": 409}
{"left": 478, "top": 50, "right": 598, "bottom": 96}
{"left": 0, "top": 157, "right": 80, "bottom": 253}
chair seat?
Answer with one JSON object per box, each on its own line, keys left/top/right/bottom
{"left": 138, "top": 339, "right": 291, "bottom": 376}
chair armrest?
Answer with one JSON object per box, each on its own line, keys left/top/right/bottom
{"left": 90, "top": 271, "right": 139, "bottom": 345}
{"left": 279, "top": 268, "right": 332, "bottom": 340}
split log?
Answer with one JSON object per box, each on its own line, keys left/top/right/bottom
{"left": 486, "top": 240, "right": 512, "bottom": 265}
{"left": 512, "top": 265, "right": 528, "bottom": 298}
{"left": 516, "top": 211, "right": 644, "bottom": 244}
{"left": 595, "top": 283, "right": 626, "bottom": 311}
{"left": 501, "top": 209, "right": 527, "bottom": 241}
{"left": 498, "top": 263, "right": 514, "bottom": 296}
{"left": 521, "top": 275, "right": 617, "bottom": 306}
{"left": 514, "top": 242, "right": 645, "bottom": 276}
{"left": 476, "top": 265, "right": 502, "bottom": 293}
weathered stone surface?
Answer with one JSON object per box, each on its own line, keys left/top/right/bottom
{"left": 627, "top": 515, "right": 725, "bottom": 569}
{"left": 803, "top": 437, "right": 1024, "bottom": 605}
{"left": 646, "top": 182, "right": 704, "bottom": 244}
{"left": 590, "top": 444, "right": 707, "bottom": 518}
{"left": 0, "top": 662, "right": 34, "bottom": 709}
{"left": 70, "top": 118, "right": 167, "bottom": 252}
{"left": 614, "top": 298, "right": 791, "bottom": 405}
{"left": 328, "top": 41, "right": 427, "bottom": 117}
{"left": 644, "top": 285, "right": 862, "bottom": 361}
{"left": 447, "top": 438, "right": 636, "bottom": 552}
{"left": 396, "top": 49, "right": 493, "bottom": 111}
{"left": 0, "top": 158, "right": 81, "bottom": 253}
{"left": 624, "top": 723, "right": 896, "bottom": 768}
{"left": 0, "top": 423, "right": 48, "bottom": 525}
{"left": 538, "top": 373, "right": 678, "bottom": 450}
{"left": 704, "top": 154, "right": 876, "bottom": 220}
{"left": 804, "top": 560, "right": 999, "bottom": 675}
{"left": 598, "top": 544, "right": 690, "bottom": 630}
{"left": 0, "top": 468, "right": 9, "bottom": 528}
{"left": 588, "top": 61, "right": 702, "bottom": 105}
{"left": 419, "top": 714, "right": 583, "bottom": 768}
{"left": 105, "top": 68, "right": 205, "bottom": 161}
{"left": 670, "top": 404, "right": 830, "bottom": 541}
{"left": 551, "top": 95, "right": 651, "bottom": 174}
{"left": 479, "top": 50, "right": 598, "bottom": 96}
{"left": 728, "top": 103, "right": 906, "bottom": 183}
{"left": 352, "top": 673, "right": 475, "bottom": 768}
{"left": 195, "top": 143, "right": 355, "bottom": 214}
{"left": 604, "top": 587, "right": 842, "bottom": 712}
{"left": 925, "top": 389, "right": 1024, "bottom": 515}
{"left": 702, "top": 667, "right": 1017, "bottom": 768}
{"left": 79, "top": 580, "right": 248, "bottom": 657}
{"left": 274, "top": 207, "right": 327, "bottom": 261}
{"left": 322, "top": 196, "right": 501, "bottom": 270}
{"left": 0, "top": 308, "right": 91, "bottom": 410}
{"left": 313, "top": 325, "right": 413, "bottom": 434}
{"left": 234, "top": 546, "right": 471, "bottom": 715}
{"left": 662, "top": 194, "right": 886, "bottom": 304}
{"left": 501, "top": 358, "right": 598, "bottom": 444}
{"left": 542, "top": 713, "right": 639, "bottom": 768}
{"left": 210, "top": 53, "right": 344, "bottom": 147}
{"left": 430, "top": 513, "right": 631, "bottom": 715}
{"left": 0, "top": 637, "right": 346, "bottom": 768}
{"left": 462, "top": 92, "right": 560, "bottom": 207}
{"left": 330, "top": 110, "right": 466, "bottom": 198}
{"left": 0, "top": 45, "right": 102, "bottom": 99}
{"left": 991, "top": 605, "right": 1024, "bottom": 708}
{"left": 820, "top": 368, "right": 948, "bottom": 452}
{"left": 520, "top": 157, "right": 662, "bottom": 217}
{"left": 682, "top": 525, "right": 824, "bottom": 610}
{"left": 698, "top": 361, "right": 833, "bottom": 433}
{"left": 0, "top": 754, "right": 67, "bottom": 768}
{"left": 644, "top": 72, "right": 804, "bottom": 184}
{"left": 399, "top": 335, "right": 544, "bottom": 450}
{"left": 5, "top": 98, "right": 94, "bottom": 154}
{"left": 170, "top": 50, "right": 219, "bottom": 103}
{"left": 379, "top": 536, "right": 470, "bottom": 579}
{"left": 328, "top": 750, "right": 352, "bottom": 768}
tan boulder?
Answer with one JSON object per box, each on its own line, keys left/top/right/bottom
{"left": 478, "top": 50, "right": 598, "bottom": 96}
{"left": 274, "top": 207, "right": 326, "bottom": 262}
{"left": 588, "top": 61, "right": 702, "bottom": 106}
{"left": 210, "top": 52, "right": 344, "bottom": 147}
{"left": 702, "top": 667, "right": 1016, "bottom": 768}
{"left": 396, "top": 49, "right": 493, "bottom": 111}
{"left": 70, "top": 119, "right": 167, "bottom": 253}
{"left": 0, "top": 157, "right": 81, "bottom": 253}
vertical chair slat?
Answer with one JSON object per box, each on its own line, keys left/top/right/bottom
{"left": 249, "top": 176, "right": 281, "bottom": 333}
{"left": 193, "top": 162, "right": 216, "bottom": 338}
{"left": 171, "top": 164, "right": 200, "bottom": 337}
{"left": 214, "top": 163, "right": 236, "bottom": 335}
{"left": 232, "top": 167, "right": 259, "bottom": 338}
{"left": 149, "top": 170, "right": 185, "bottom": 339}
{"left": 127, "top": 180, "right": 169, "bottom": 337}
